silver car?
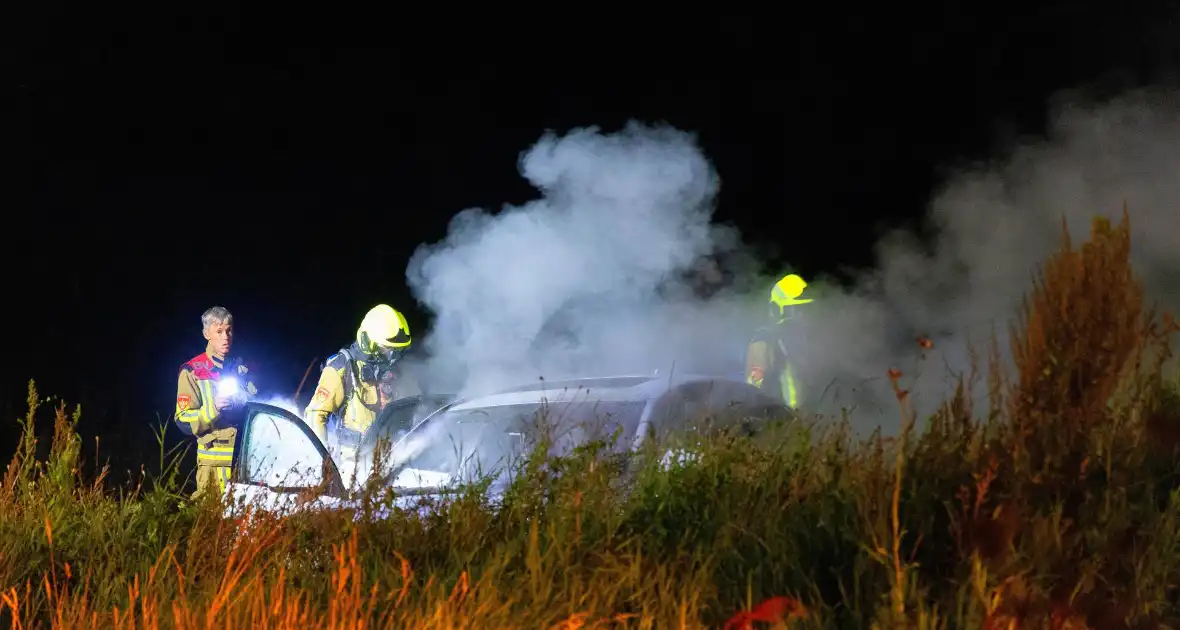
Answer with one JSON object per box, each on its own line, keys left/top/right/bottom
{"left": 222, "top": 372, "right": 788, "bottom": 517}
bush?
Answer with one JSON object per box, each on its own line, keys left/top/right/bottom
{"left": 1, "top": 211, "right": 1177, "bottom": 629}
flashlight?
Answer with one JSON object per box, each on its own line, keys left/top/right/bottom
{"left": 217, "top": 376, "right": 240, "bottom": 398}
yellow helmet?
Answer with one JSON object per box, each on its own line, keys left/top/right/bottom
{"left": 769, "top": 274, "right": 813, "bottom": 323}
{"left": 356, "top": 304, "right": 412, "bottom": 357}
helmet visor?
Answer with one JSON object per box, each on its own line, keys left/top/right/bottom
{"left": 772, "top": 303, "right": 805, "bottom": 323}
{"left": 371, "top": 346, "right": 402, "bottom": 365}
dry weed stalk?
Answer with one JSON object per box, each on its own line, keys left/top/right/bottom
{"left": 1007, "top": 210, "right": 1143, "bottom": 474}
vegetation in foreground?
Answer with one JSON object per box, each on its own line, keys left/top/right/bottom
{"left": 2, "top": 213, "right": 1180, "bottom": 629}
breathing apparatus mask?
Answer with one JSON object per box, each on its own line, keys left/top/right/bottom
{"left": 351, "top": 304, "right": 412, "bottom": 404}
{"left": 359, "top": 346, "right": 405, "bottom": 402}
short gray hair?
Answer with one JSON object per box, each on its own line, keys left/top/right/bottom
{"left": 201, "top": 306, "right": 233, "bottom": 332}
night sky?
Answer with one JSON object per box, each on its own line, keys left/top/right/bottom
{"left": 8, "top": 6, "right": 1177, "bottom": 482}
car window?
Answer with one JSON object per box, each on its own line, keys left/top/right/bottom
{"left": 645, "top": 381, "right": 787, "bottom": 443}
{"left": 368, "top": 395, "right": 454, "bottom": 446}
{"left": 241, "top": 408, "right": 327, "bottom": 489}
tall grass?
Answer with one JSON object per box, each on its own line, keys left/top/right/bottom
{"left": 2, "top": 211, "right": 1179, "bottom": 629}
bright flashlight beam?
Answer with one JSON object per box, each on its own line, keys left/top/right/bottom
{"left": 217, "top": 376, "right": 240, "bottom": 397}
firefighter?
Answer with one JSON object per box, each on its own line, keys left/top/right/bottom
{"left": 174, "top": 305, "right": 258, "bottom": 499}
{"left": 745, "top": 274, "right": 814, "bottom": 409}
{"left": 303, "top": 304, "right": 421, "bottom": 476}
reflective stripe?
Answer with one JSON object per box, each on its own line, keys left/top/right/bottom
{"left": 199, "top": 381, "right": 217, "bottom": 423}
{"left": 781, "top": 363, "right": 798, "bottom": 409}
{"left": 197, "top": 443, "right": 234, "bottom": 466}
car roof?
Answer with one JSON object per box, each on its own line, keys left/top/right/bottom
{"left": 444, "top": 372, "right": 722, "bottom": 412}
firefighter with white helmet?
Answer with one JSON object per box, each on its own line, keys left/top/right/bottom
{"left": 303, "top": 304, "right": 421, "bottom": 473}
{"left": 745, "top": 274, "right": 813, "bottom": 409}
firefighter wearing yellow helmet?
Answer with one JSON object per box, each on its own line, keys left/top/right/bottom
{"left": 745, "top": 274, "right": 813, "bottom": 408}
{"left": 303, "top": 304, "right": 421, "bottom": 475}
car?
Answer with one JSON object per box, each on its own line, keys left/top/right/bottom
{"left": 222, "top": 372, "right": 789, "bottom": 517}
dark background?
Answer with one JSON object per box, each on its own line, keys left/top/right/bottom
{"left": 7, "top": 6, "right": 1178, "bottom": 484}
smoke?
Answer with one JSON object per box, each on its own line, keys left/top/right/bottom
{"left": 795, "top": 86, "right": 1180, "bottom": 428}
{"left": 252, "top": 394, "right": 302, "bottom": 417}
{"left": 405, "top": 122, "right": 759, "bottom": 399}
{"left": 405, "top": 87, "right": 1180, "bottom": 435}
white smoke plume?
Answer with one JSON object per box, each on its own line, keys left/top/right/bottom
{"left": 252, "top": 394, "right": 303, "bottom": 417}
{"left": 405, "top": 122, "right": 759, "bottom": 399}
{"left": 795, "top": 86, "right": 1180, "bottom": 428}
{"left": 404, "top": 87, "right": 1180, "bottom": 435}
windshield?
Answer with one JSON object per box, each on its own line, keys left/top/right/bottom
{"left": 366, "top": 394, "right": 456, "bottom": 443}
{"left": 389, "top": 400, "right": 647, "bottom": 490}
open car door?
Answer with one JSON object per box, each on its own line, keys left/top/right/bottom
{"left": 225, "top": 402, "right": 347, "bottom": 516}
